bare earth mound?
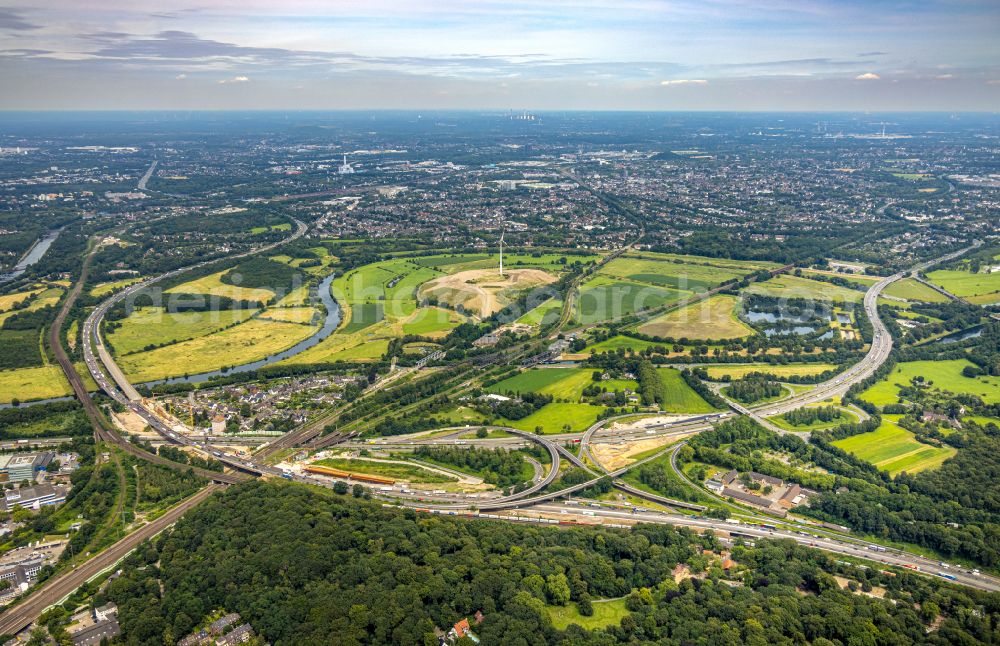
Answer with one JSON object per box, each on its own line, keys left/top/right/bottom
{"left": 419, "top": 268, "right": 556, "bottom": 317}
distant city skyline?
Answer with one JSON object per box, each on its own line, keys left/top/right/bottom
{"left": 1, "top": 0, "right": 998, "bottom": 111}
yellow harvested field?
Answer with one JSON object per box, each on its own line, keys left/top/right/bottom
{"left": 0, "top": 287, "right": 46, "bottom": 311}
{"left": 90, "top": 278, "right": 142, "bottom": 298}
{"left": 119, "top": 318, "right": 318, "bottom": 382}
{"left": 418, "top": 268, "right": 555, "bottom": 317}
{"left": 274, "top": 284, "right": 311, "bottom": 307}
{"left": 165, "top": 270, "right": 276, "bottom": 303}
{"left": 702, "top": 363, "right": 837, "bottom": 379}
{"left": 261, "top": 307, "right": 319, "bottom": 324}
{"left": 0, "top": 365, "right": 72, "bottom": 403}
{"left": 637, "top": 295, "right": 753, "bottom": 340}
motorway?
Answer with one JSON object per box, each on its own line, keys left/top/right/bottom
{"left": 75, "top": 234, "right": 1000, "bottom": 594}
{"left": 0, "top": 484, "right": 221, "bottom": 637}
{"left": 519, "top": 503, "right": 1000, "bottom": 592}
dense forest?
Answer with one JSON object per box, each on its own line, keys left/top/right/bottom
{"left": 97, "top": 482, "right": 1000, "bottom": 645}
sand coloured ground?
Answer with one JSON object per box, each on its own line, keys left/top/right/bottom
{"left": 419, "top": 268, "right": 556, "bottom": 317}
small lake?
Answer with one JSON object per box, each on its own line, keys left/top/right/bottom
{"left": 746, "top": 309, "right": 830, "bottom": 324}
{"left": 936, "top": 325, "right": 984, "bottom": 345}
{"left": 764, "top": 325, "right": 818, "bottom": 337}
{"left": 137, "top": 273, "right": 342, "bottom": 388}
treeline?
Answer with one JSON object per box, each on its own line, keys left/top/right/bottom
{"left": 412, "top": 446, "right": 531, "bottom": 488}
{"left": 221, "top": 257, "right": 302, "bottom": 297}
{"left": 782, "top": 405, "right": 845, "bottom": 427}
{"left": 724, "top": 372, "right": 783, "bottom": 404}
{"left": 0, "top": 402, "right": 91, "bottom": 440}
{"left": 680, "top": 368, "right": 727, "bottom": 409}
{"left": 96, "top": 482, "right": 1000, "bottom": 645}
{"left": 155, "top": 444, "right": 224, "bottom": 472}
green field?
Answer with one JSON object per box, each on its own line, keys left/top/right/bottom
{"left": 517, "top": 297, "right": 563, "bottom": 326}
{"left": 488, "top": 368, "right": 595, "bottom": 400}
{"left": 546, "top": 598, "right": 629, "bottom": 631}
{"left": 860, "top": 359, "right": 1000, "bottom": 406}
{"left": 587, "top": 335, "right": 665, "bottom": 354}
{"left": 119, "top": 318, "right": 318, "bottom": 382}
{"left": 882, "top": 278, "right": 949, "bottom": 303}
{"left": 165, "top": 270, "right": 276, "bottom": 303}
{"left": 832, "top": 416, "right": 955, "bottom": 476}
{"left": 503, "top": 402, "right": 604, "bottom": 434}
{"left": 89, "top": 278, "right": 142, "bottom": 298}
{"left": 400, "top": 307, "right": 464, "bottom": 337}
{"left": 925, "top": 268, "right": 1000, "bottom": 305}
{"left": 637, "top": 295, "right": 753, "bottom": 340}
{"left": 769, "top": 405, "right": 859, "bottom": 432}
{"left": 576, "top": 276, "right": 683, "bottom": 324}
{"left": 312, "top": 457, "right": 456, "bottom": 483}
{"left": 600, "top": 256, "right": 746, "bottom": 292}
{"left": 702, "top": 363, "right": 837, "bottom": 380}
{"left": 746, "top": 274, "right": 863, "bottom": 303}
{"left": 0, "top": 363, "right": 97, "bottom": 404}
{"left": 108, "top": 307, "right": 257, "bottom": 355}
{"left": 657, "top": 368, "right": 720, "bottom": 412}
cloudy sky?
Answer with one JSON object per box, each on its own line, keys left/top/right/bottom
{"left": 1, "top": 0, "right": 998, "bottom": 110}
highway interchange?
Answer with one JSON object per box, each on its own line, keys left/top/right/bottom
{"left": 1, "top": 229, "right": 993, "bottom": 637}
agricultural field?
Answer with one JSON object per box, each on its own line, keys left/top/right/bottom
{"left": 118, "top": 317, "right": 318, "bottom": 382}
{"left": 107, "top": 307, "right": 257, "bottom": 355}
{"left": 516, "top": 297, "right": 563, "bottom": 327}
{"left": 860, "top": 359, "right": 1000, "bottom": 406}
{"left": 637, "top": 295, "right": 753, "bottom": 340}
{"left": 832, "top": 416, "right": 955, "bottom": 476}
{"left": 0, "top": 363, "right": 97, "bottom": 404}
{"left": 882, "top": 278, "right": 949, "bottom": 303}
{"left": 656, "top": 368, "right": 721, "bottom": 413}
{"left": 259, "top": 307, "right": 320, "bottom": 324}
{"left": 769, "top": 405, "right": 860, "bottom": 432}
{"left": 546, "top": 598, "right": 629, "bottom": 631}
{"left": 925, "top": 268, "right": 1000, "bottom": 305}
{"left": 300, "top": 253, "right": 572, "bottom": 363}
{"left": 601, "top": 253, "right": 758, "bottom": 291}
{"left": 503, "top": 402, "right": 605, "bottom": 434}
{"left": 701, "top": 363, "right": 838, "bottom": 380}
{"left": 399, "top": 307, "right": 464, "bottom": 337}
{"left": 165, "top": 270, "right": 276, "bottom": 303}
{"left": 89, "top": 278, "right": 143, "bottom": 298}
{"left": 587, "top": 335, "right": 665, "bottom": 354}
{"left": 0, "top": 285, "right": 46, "bottom": 311}
{"left": 0, "top": 285, "right": 63, "bottom": 327}
{"left": 576, "top": 276, "right": 683, "bottom": 324}
{"left": 488, "top": 367, "right": 596, "bottom": 400}
{"left": 745, "top": 274, "right": 863, "bottom": 303}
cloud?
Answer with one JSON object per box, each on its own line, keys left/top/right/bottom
{"left": 857, "top": 51, "right": 888, "bottom": 57}
{"left": 934, "top": 74, "right": 953, "bottom": 80}
{"left": 855, "top": 72, "right": 880, "bottom": 80}
{"left": 660, "top": 79, "right": 707, "bottom": 86}
{"left": 218, "top": 75, "right": 249, "bottom": 84}
{"left": 0, "top": 8, "right": 39, "bottom": 30}
{"left": 175, "top": 73, "right": 187, "bottom": 80}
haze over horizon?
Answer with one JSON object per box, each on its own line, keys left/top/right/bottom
{"left": 1, "top": 0, "right": 998, "bottom": 111}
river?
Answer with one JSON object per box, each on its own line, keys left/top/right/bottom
{"left": 0, "top": 228, "right": 61, "bottom": 284}
{"left": 137, "top": 272, "right": 342, "bottom": 388}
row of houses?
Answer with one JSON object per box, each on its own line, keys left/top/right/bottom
{"left": 178, "top": 612, "right": 255, "bottom": 646}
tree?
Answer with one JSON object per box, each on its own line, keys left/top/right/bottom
{"left": 545, "top": 573, "right": 571, "bottom": 606}
{"left": 577, "top": 594, "right": 593, "bottom": 617}
{"left": 352, "top": 484, "right": 365, "bottom": 498}
{"left": 333, "top": 481, "right": 349, "bottom": 495}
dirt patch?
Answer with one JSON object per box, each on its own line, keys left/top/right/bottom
{"left": 419, "top": 268, "right": 556, "bottom": 317}
{"left": 591, "top": 432, "right": 695, "bottom": 471}
{"left": 112, "top": 410, "right": 149, "bottom": 434}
